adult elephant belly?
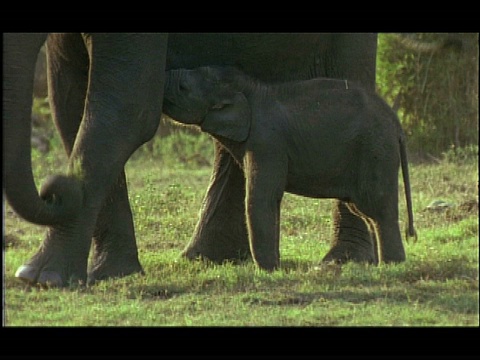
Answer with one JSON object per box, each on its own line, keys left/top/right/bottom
{"left": 166, "top": 33, "right": 325, "bottom": 81}
{"left": 165, "top": 33, "right": 381, "bottom": 266}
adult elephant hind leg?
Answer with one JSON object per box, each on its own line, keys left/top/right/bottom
{"left": 322, "top": 200, "right": 378, "bottom": 264}
{"left": 75, "top": 33, "right": 168, "bottom": 283}
{"left": 17, "top": 34, "right": 168, "bottom": 287}
{"left": 47, "top": 33, "right": 143, "bottom": 285}
{"left": 15, "top": 175, "right": 141, "bottom": 288}
{"left": 88, "top": 171, "right": 144, "bottom": 284}
{"left": 182, "top": 143, "right": 251, "bottom": 263}
{"left": 15, "top": 174, "right": 145, "bottom": 287}
{"left": 15, "top": 205, "right": 95, "bottom": 287}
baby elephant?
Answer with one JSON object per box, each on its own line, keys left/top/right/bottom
{"left": 163, "top": 66, "right": 416, "bottom": 271}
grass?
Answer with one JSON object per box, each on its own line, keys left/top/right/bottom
{"left": 3, "top": 131, "right": 479, "bottom": 326}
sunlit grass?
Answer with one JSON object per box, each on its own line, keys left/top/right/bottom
{"left": 4, "top": 133, "right": 478, "bottom": 326}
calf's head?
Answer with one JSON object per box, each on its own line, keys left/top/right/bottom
{"left": 164, "top": 66, "right": 252, "bottom": 142}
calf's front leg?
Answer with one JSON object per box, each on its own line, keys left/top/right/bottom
{"left": 244, "top": 152, "right": 286, "bottom": 271}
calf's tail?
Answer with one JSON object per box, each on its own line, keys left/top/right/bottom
{"left": 399, "top": 133, "right": 418, "bottom": 242}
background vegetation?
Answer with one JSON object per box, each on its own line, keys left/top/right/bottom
{"left": 376, "top": 33, "right": 478, "bottom": 157}
{"left": 4, "top": 33, "right": 478, "bottom": 326}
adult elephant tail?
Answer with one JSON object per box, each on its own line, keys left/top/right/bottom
{"left": 3, "top": 33, "right": 82, "bottom": 226}
{"left": 399, "top": 132, "right": 417, "bottom": 242}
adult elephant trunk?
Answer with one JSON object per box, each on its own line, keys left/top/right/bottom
{"left": 3, "top": 33, "right": 82, "bottom": 226}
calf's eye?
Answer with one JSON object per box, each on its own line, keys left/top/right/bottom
{"left": 211, "top": 104, "right": 226, "bottom": 110}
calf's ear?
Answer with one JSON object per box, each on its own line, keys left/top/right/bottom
{"left": 202, "top": 92, "right": 251, "bottom": 142}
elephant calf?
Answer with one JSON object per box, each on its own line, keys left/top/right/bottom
{"left": 163, "top": 66, "right": 416, "bottom": 271}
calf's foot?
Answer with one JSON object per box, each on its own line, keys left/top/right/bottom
{"left": 322, "top": 201, "right": 377, "bottom": 265}
{"left": 322, "top": 240, "right": 377, "bottom": 264}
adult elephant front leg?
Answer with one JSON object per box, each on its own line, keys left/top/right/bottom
{"left": 16, "top": 33, "right": 168, "bottom": 287}
{"left": 45, "top": 33, "right": 144, "bottom": 284}
{"left": 183, "top": 142, "right": 251, "bottom": 262}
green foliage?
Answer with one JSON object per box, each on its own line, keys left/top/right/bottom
{"left": 377, "top": 33, "right": 478, "bottom": 156}
{"left": 32, "top": 96, "right": 51, "bottom": 122}
{"left": 31, "top": 96, "right": 64, "bottom": 154}
{"left": 134, "top": 126, "right": 214, "bottom": 169}
{"left": 442, "top": 144, "right": 478, "bottom": 165}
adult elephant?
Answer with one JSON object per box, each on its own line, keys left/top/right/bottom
{"left": 4, "top": 33, "right": 379, "bottom": 287}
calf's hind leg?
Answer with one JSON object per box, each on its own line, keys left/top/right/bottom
{"left": 322, "top": 200, "right": 378, "bottom": 264}
{"left": 350, "top": 190, "right": 406, "bottom": 264}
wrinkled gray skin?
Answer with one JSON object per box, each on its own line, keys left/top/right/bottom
{"left": 163, "top": 66, "right": 416, "bottom": 270}
{"left": 5, "top": 33, "right": 386, "bottom": 287}
{"left": 5, "top": 34, "right": 167, "bottom": 287}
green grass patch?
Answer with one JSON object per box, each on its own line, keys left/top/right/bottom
{"left": 4, "top": 133, "right": 479, "bottom": 326}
